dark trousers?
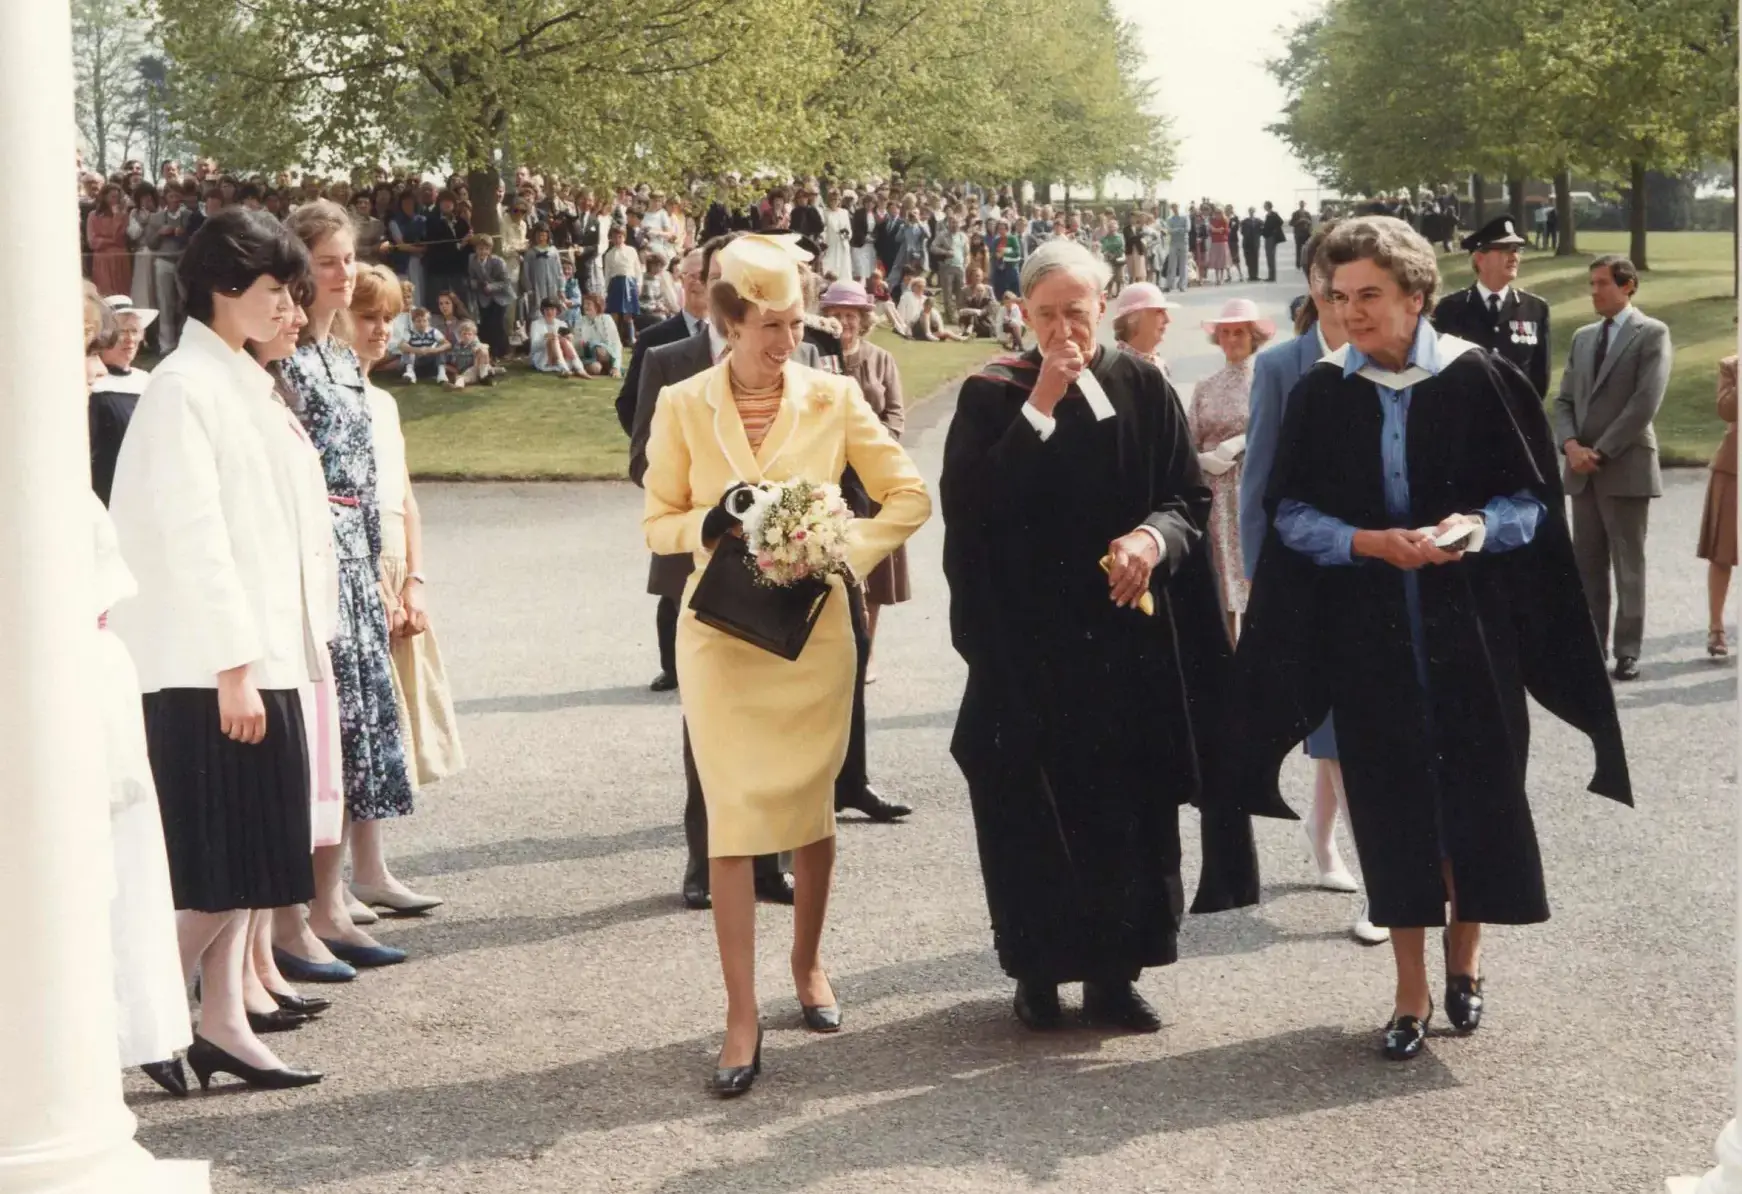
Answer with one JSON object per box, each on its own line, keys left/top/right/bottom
{"left": 655, "top": 596, "right": 678, "bottom": 677}
{"left": 681, "top": 585, "right": 871, "bottom": 891}
{"left": 1264, "top": 240, "right": 1279, "bottom": 281}
{"left": 479, "top": 304, "right": 509, "bottom": 361}
{"left": 1243, "top": 244, "right": 1260, "bottom": 279}
{"left": 1294, "top": 238, "right": 1307, "bottom": 269}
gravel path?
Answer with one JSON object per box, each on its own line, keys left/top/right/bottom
{"left": 134, "top": 281, "right": 1737, "bottom": 1193}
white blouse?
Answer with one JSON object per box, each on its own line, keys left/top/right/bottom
{"left": 108, "top": 318, "right": 338, "bottom": 692}
{"left": 367, "top": 383, "right": 410, "bottom": 560}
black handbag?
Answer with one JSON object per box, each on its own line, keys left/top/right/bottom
{"left": 688, "top": 534, "right": 831, "bottom": 661}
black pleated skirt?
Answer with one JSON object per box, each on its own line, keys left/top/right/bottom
{"left": 143, "top": 687, "right": 315, "bottom": 912}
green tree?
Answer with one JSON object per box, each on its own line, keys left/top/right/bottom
{"left": 72, "top": 0, "right": 151, "bottom": 173}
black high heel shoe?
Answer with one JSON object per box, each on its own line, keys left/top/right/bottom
{"left": 141, "top": 1058, "right": 188, "bottom": 1098}
{"left": 247, "top": 1008, "right": 310, "bottom": 1034}
{"left": 270, "top": 989, "right": 332, "bottom": 1017}
{"left": 186, "top": 1035, "right": 323, "bottom": 1091}
{"left": 1382, "top": 1001, "right": 1433, "bottom": 1061}
{"left": 710, "top": 1027, "right": 763, "bottom": 1098}
{"left": 799, "top": 974, "right": 842, "bottom": 1034}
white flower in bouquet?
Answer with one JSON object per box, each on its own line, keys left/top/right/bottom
{"left": 739, "top": 478, "right": 855, "bottom": 587}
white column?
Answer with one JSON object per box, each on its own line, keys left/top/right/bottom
{"left": 0, "top": 3, "right": 207, "bottom": 1192}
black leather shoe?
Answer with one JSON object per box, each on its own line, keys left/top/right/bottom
{"left": 650, "top": 671, "right": 679, "bottom": 693}
{"left": 1445, "top": 975, "right": 1484, "bottom": 1033}
{"left": 710, "top": 1026, "right": 763, "bottom": 1097}
{"left": 754, "top": 872, "right": 796, "bottom": 905}
{"left": 247, "top": 1009, "right": 309, "bottom": 1034}
{"left": 682, "top": 880, "right": 712, "bottom": 910}
{"left": 1081, "top": 981, "right": 1163, "bottom": 1033}
{"left": 835, "top": 786, "right": 913, "bottom": 821}
{"left": 141, "top": 1058, "right": 188, "bottom": 1098}
{"left": 799, "top": 974, "right": 842, "bottom": 1033}
{"left": 269, "top": 990, "right": 331, "bottom": 1016}
{"left": 186, "top": 1036, "right": 323, "bottom": 1091}
{"left": 1013, "top": 980, "right": 1064, "bottom": 1030}
{"left": 1382, "top": 1002, "right": 1433, "bottom": 1061}
{"left": 1613, "top": 656, "right": 1640, "bottom": 681}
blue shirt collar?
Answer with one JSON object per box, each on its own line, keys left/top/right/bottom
{"left": 1342, "top": 316, "right": 1443, "bottom": 379}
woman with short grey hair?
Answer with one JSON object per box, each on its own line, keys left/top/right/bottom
{"left": 1316, "top": 215, "right": 1440, "bottom": 311}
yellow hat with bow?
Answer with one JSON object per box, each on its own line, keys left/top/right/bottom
{"left": 718, "top": 234, "right": 808, "bottom": 312}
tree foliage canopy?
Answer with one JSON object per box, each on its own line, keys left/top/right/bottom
{"left": 144, "top": 0, "right": 1175, "bottom": 186}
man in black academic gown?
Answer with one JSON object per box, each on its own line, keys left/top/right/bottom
{"left": 1430, "top": 214, "right": 1551, "bottom": 397}
{"left": 942, "top": 239, "right": 1280, "bottom": 1033}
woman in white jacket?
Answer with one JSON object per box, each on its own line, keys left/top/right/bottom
{"left": 108, "top": 208, "right": 331, "bottom": 1092}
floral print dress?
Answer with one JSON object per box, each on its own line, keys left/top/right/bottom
{"left": 281, "top": 340, "right": 415, "bottom": 821}
{"left": 1188, "top": 359, "right": 1253, "bottom": 615}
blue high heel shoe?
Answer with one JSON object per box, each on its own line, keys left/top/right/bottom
{"left": 272, "top": 946, "right": 358, "bottom": 983}
{"left": 318, "top": 938, "right": 408, "bottom": 968}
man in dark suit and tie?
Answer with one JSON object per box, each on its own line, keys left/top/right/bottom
{"left": 628, "top": 233, "right": 910, "bottom": 910}
{"left": 1554, "top": 255, "right": 1673, "bottom": 681}
{"left": 1260, "top": 201, "right": 1286, "bottom": 281}
{"left": 1430, "top": 215, "right": 1551, "bottom": 397}
{"left": 1239, "top": 207, "right": 1263, "bottom": 281}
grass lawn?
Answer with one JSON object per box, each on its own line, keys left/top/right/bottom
{"left": 1436, "top": 231, "right": 1735, "bottom": 465}
{"left": 397, "top": 330, "right": 996, "bottom": 480}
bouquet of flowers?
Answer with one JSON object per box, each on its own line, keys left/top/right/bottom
{"left": 735, "top": 479, "right": 855, "bottom": 587}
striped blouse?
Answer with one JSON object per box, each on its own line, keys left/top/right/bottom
{"left": 734, "top": 381, "right": 784, "bottom": 452}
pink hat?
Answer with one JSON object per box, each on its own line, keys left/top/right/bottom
{"left": 1201, "top": 297, "right": 1276, "bottom": 338}
{"left": 1110, "top": 282, "right": 1172, "bottom": 319}
{"left": 819, "top": 279, "right": 875, "bottom": 310}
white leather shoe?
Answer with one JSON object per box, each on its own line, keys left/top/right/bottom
{"left": 1351, "top": 899, "right": 1389, "bottom": 945}
{"left": 1301, "top": 822, "right": 1359, "bottom": 893}
{"left": 345, "top": 892, "right": 379, "bottom": 926}
{"left": 351, "top": 882, "right": 444, "bottom": 914}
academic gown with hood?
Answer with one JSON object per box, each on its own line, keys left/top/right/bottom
{"left": 942, "top": 347, "right": 1289, "bottom": 985}
{"left": 1236, "top": 341, "right": 1632, "bottom": 928}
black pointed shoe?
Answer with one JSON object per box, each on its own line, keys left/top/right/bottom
{"left": 270, "top": 990, "right": 332, "bottom": 1017}
{"left": 1013, "top": 980, "right": 1064, "bottom": 1031}
{"left": 1445, "top": 975, "right": 1484, "bottom": 1033}
{"left": 247, "top": 1008, "right": 310, "bottom": 1034}
{"left": 141, "top": 1058, "right": 188, "bottom": 1098}
{"left": 1382, "top": 1002, "right": 1433, "bottom": 1061}
{"left": 799, "top": 974, "right": 842, "bottom": 1033}
{"left": 1081, "top": 981, "right": 1163, "bottom": 1033}
{"left": 710, "top": 1027, "right": 763, "bottom": 1098}
{"left": 650, "top": 671, "right": 679, "bottom": 693}
{"left": 186, "top": 1036, "right": 323, "bottom": 1091}
{"left": 753, "top": 872, "right": 796, "bottom": 905}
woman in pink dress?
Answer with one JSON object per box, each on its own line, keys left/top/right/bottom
{"left": 1205, "top": 211, "right": 1233, "bottom": 284}
{"left": 1189, "top": 297, "right": 1274, "bottom": 637}
{"left": 88, "top": 183, "right": 134, "bottom": 297}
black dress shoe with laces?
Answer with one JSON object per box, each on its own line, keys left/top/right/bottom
{"left": 1445, "top": 975, "right": 1484, "bottom": 1033}
{"left": 1382, "top": 1002, "right": 1433, "bottom": 1061}
{"left": 1081, "top": 981, "right": 1163, "bottom": 1033}
{"left": 1013, "top": 980, "right": 1064, "bottom": 1031}
{"left": 650, "top": 671, "right": 679, "bottom": 693}
{"left": 682, "top": 881, "right": 712, "bottom": 910}
{"left": 835, "top": 786, "right": 913, "bottom": 822}
{"left": 1612, "top": 656, "right": 1640, "bottom": 681}
{"left": 753, "top": 872, "right": 796, "bottom": 905}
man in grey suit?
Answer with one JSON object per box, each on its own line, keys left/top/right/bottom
{"left": 1553, "top": 254, "right": 1673, "bottom": 681}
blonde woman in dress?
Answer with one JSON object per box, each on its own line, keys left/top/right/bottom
{"left": 347, "top": 265, "right": 467, "bottom": 853}
{"left": 1190, "top": 297, "right": 1274, "bottom": 638}
{"left": 643, "top": 235, "right": 930, "bottom": 1097}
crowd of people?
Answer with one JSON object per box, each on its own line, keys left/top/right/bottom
{"left": 76, "top": 142, "right": 1717, "bottom": 1108}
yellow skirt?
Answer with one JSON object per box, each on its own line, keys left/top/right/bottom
{"left": 380, "top": 554, "right": 467, "bottom": 788}
{"left": 678, "top": 569, "right": 853, "bottom": 857}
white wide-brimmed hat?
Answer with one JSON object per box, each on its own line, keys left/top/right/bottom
{"left": 103, "top": 294, "right": 158, "bottom": 328}
{"left": 1200, "top": 297, "right": 1275, "bottom": 338}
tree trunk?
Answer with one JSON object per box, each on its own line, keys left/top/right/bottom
{"left": 1037, "top": 181, "right": 1053, "bottom": 205}
{"left": 1507, "top": 172, "right": 1526, "bottom": 231}
{"left": 1471, "top": 172, "right": 1486, "bottom": 230}
{"left": 466, "top": 167, "right": 502, "bottom": 239}
{"left": 1628, "top": 158, "right": 1649, "bottom": 270}
{"left": 1553, "top": 166, "right": 1578, "bottom": 256}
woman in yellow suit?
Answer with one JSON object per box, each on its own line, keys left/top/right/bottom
{"left": 643, "top": 235, "right": 931, "bottom": 1096}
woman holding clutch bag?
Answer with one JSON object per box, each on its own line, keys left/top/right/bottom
{"left": 1190, "top": 297, "right": 1273, "bottom": 637}
{"left": 642, "top": 234, "right": 930, "bottom": 1098}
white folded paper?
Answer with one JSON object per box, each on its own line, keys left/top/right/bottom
{"left": 1214, "top": 434, "right": 1247, "bottom": 461}
{"left": 1197, "top": 451, "right": 1235, "bottom": 476}
{"left": 1418, "top": 518, "right": 1486, "bottom": 553}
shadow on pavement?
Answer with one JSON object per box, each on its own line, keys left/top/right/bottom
{"left": 396, "top": 824, "right": 683, "bottom": 879}
{"left": 137, "top": 999, "right": 1452, "bottom": 1190}
{"left": 1615, "top": 673, "right": 1737, "bottom": 710}
{"left": 455, "top": 685, "right": 676, "bottom": 715}
{"left": 374, "top": 894, "right": 684, "bottom": 959}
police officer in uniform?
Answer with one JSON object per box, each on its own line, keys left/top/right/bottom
{"left": 1431, "top": 215, "right": 1551, "bottom": 397}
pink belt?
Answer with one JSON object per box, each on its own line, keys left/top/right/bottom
{"left": 329, "top": 495, "right": 360, "bottom": 508}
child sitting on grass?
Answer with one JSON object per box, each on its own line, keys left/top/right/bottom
{"left": 998, "top": 291, "right": 1026, "bottom": 351}
{"left": 529, "top": 297, "right": 586, "bottom": 378}
{"left": 400, "top": 307, "right": 449, "bottom": 383}
{"left": 442, "top": 319, "right": 494, "bottom": 388}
